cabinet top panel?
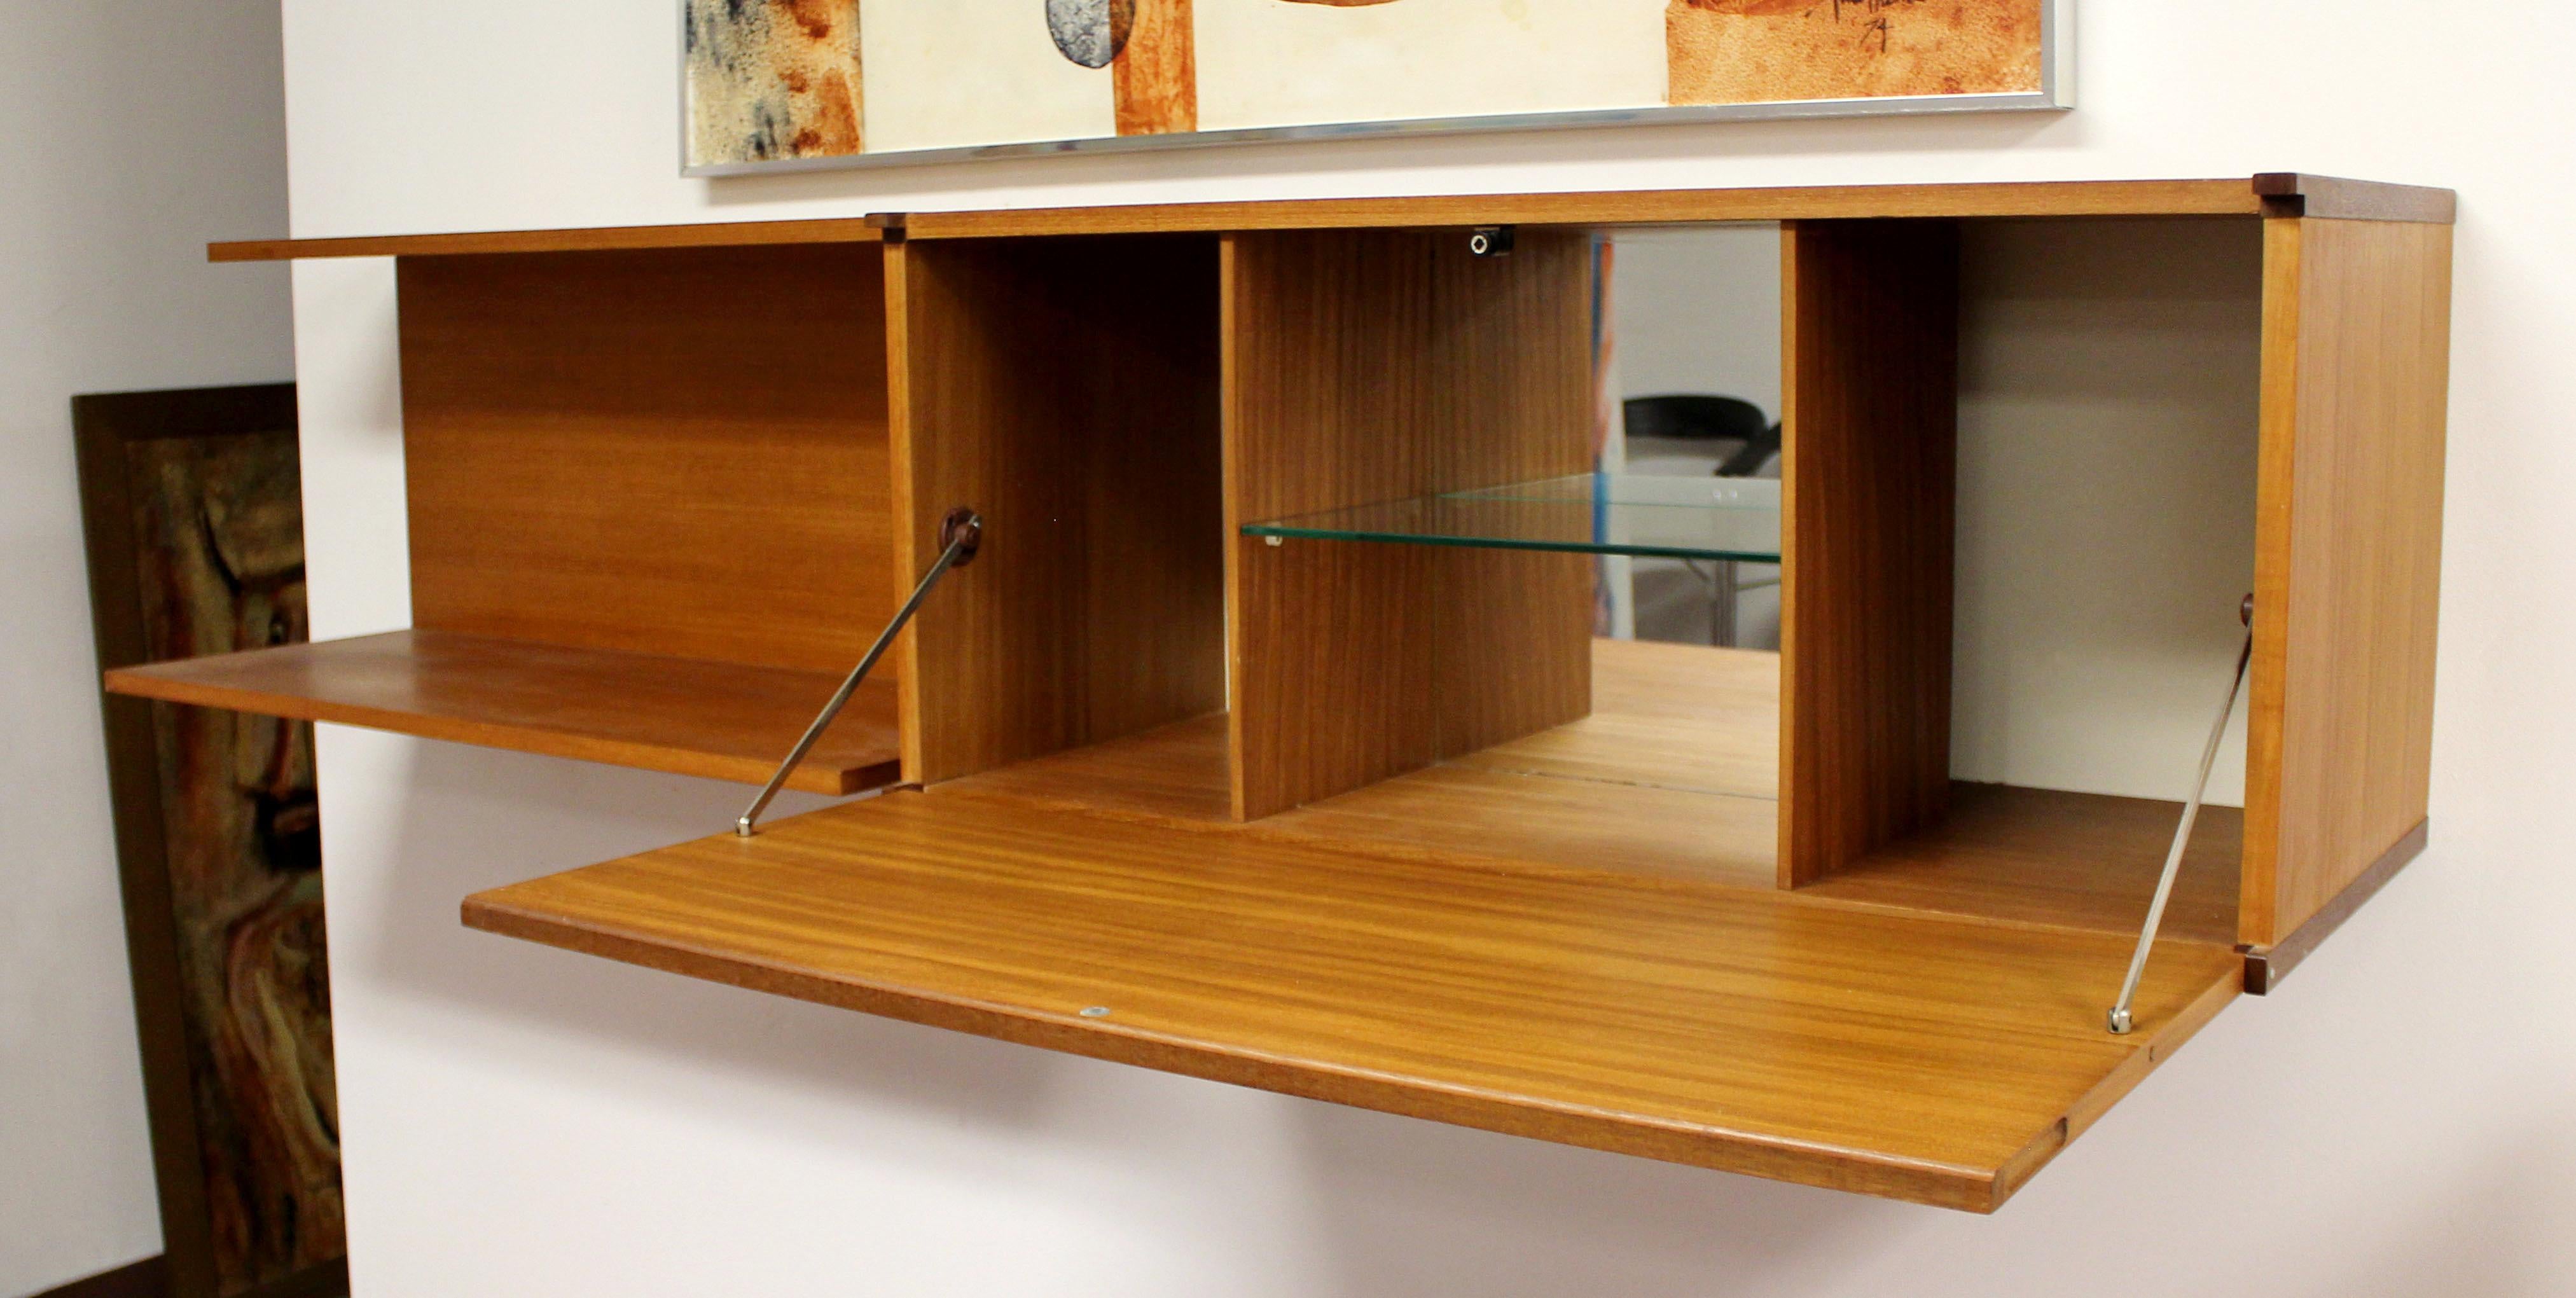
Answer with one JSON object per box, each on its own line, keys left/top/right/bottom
{"left": 209, "top": 174, "right": 2452, "bottom": 262}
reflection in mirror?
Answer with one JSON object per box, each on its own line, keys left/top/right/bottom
{"left": 1599, "top": 224, "right": 1782, "bottom": 649}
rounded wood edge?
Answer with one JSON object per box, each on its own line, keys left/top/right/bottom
{"left": 459, "top": 884, "right": 2011, "bottom": 1213}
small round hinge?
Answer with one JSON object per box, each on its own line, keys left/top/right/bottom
{"left": 941, "top": 507, "right": 985, "bottom": 567}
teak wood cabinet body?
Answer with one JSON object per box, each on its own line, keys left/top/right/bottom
{"left": 114, "top": 176, "right": 2455, "bottom": 1212}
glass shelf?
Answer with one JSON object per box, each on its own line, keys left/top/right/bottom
{"left": 1242, "top": 473, "right": 1782, "bottom": 563}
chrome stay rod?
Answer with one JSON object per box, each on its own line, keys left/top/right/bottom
{"left": 737, "top": 509, "right": 982, "bottom": 838}
{"left": 2109, "top": 597, "right": 2254, "bottom": 1035}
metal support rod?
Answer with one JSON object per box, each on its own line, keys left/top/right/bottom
{"left": 736, "top": 509, "right": 982, "bottom": 838}
{"left": 2109, "top": 597, "right": 2255, "bottom": 1034}
{"left": 1710, "top": 560, "right": 1741, "bottom": 648}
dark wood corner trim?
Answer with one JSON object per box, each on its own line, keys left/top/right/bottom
{"left": 2252, "top": 174, "right": 2457, "bottom": 224}
{"left": 32, "top": 1256, "right": 167, "bottom": 1298}
{"left": 2241, "top": 818, "right": 2430, "bottom": 994}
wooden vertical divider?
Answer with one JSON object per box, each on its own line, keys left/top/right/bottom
{"left": 1224, "top": 228, "right": 1595, "bottom": 821}
{"left": 1424, "top": 236, "right": 1600, "bottom": 760}
{"left": 1778, "top": 219, "right": 1962, "bottom": 887}
{"left": 2240, "top": 217, "right": 2452, "bottom": 949}
{"left": 399, "top": 244, "right": 893, "bottom": 675}
{"left": 887, "top": 235, "right": 1228, "bottom": 786}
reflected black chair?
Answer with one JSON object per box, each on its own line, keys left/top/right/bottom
{"left": 1619, "top": 394, "right": 1782, "bottom": 647}
{"left": 1621, "top": 394, "right": 1780, "bottom": 478}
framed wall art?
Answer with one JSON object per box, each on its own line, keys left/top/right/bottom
{"left": 76, "top": 384, "right": 347, "bottom": 1298}
{"left": 683, "top": 0, "right": 2071, "bottom": 174}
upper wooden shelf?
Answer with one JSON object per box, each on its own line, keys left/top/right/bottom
{"left": 104, "top": 630, "right": 899, "bottom": 796}
{"left": 205, "top": 174, "right": 2454, "bottom": 263}
{"left": 895, "top": 173, "right": 2452, "bottom": 238}
{"left": 208, "top": 215, "right": 892, "bottom": 262}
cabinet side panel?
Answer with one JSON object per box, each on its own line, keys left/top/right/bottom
{"left": 399, "top": 245, "right": 891, "bottom": 674}
{"left": 2241, "top": 219, "right": 2451, "bottom": 946}
{"left": 1225, "top": 230, "right": 1594, "bottom": 820}
{"left": 892, "top": 236, "right": 1227, "bottom": 785}
{"left": 1779, "top": 220, "right": 1960, "bottom": 887}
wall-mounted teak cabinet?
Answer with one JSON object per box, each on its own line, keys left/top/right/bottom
{"left": 118, "top": 175, "right": 2453, "bottom": 1213}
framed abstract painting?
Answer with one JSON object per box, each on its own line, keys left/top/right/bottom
{"left": 684, "top": 0, "right": 2069, "bottom": 174}
{"left": 76, "top": 384, "right": 347, "bottom": 1298}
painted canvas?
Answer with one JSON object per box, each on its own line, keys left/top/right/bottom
{"left": 77, "top": 385, "right": 347, "bottom": 1298}
{"left": 684, "top": 0, "right": 2061, "bottom": 172}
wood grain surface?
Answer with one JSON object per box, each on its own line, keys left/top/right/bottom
{"left": 104, "top": 630, "right": 901, "bottom": 796}
{"left": 399, "top": 244, "right": 893, "bottom": 676}
{"left": 211, "top": 218, "right": 888, "bottom": 262}
{"left": 207, "top": 178, "right": 2452, "bottom": 264}
{"left": 903, "top": 181, "right": 2280, "bottom": 240}
{"left": 1803, "top": 782, "right": 2243, "bottom": 947}
{"left": 887, "top": 235, "right": 1227, "bottom": 785}
{"left": 2241, "top": 217, "right": 2452, "bottom": 946}
{"left": 938, "top": 641, "right": 1777, "bottom": 884}
{"left": 1222, "top": 228, "right": 1594, "bottom": 819}
{"left": 1778, "top": 219, "right": 1960, "bottom": 887}
{"left": 943, "top": 708, "right": 1781, "bottom": 889}
{"left": 2252, "top": 174, "right": 2458, "bottom": 223}
{"left": 942, "top": 638, "right": 1762, "bottom": 808}
{"left": 936, "top": 639, "right": 2241, "bottom": 936}
{"left": 464, "top": 787, "right": 2240, "bottom": 1213}
{"left": 1455, "top": 639, "right": 1778, "bottom": 799}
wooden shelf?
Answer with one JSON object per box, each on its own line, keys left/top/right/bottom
{"left": 1806, "top": 784, "right": 2245, "bottom": 947}
{"left": 941, "top": 640, "right": 1778, "bottom": 885}
{"left": 938, "top": 640, "right": 2238, "bottom": 940}
{"left": 464, "top": 788, "right": 2240, "bottom": 1213}
{"left": 204, "top": 176, "right": 2455, "bottom": 264}
{"left": 208, "top": 216, "right": 890, "bottom": 262}
{"left": 104, "top": 630, "right": 899, "bottom": 796}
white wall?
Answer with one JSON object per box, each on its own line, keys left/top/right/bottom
{"left": 280, "top": 3, "right": 2576, "bottom": 1294}
{"left": 1953, "top": 217, "right": 2264, "bottom": 806}
{"left": 0, "top": 3, "right": 293, "bottom": 1294}
{"left": 1612, "top": 226, "right": 1783, "bottom": 418}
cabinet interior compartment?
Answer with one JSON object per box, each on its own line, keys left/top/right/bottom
{"left": 884, "top": 233, "right": 1229, "bottom": 789}
{"left": 111, "top": 240, "right": 910, "bottom": 794}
